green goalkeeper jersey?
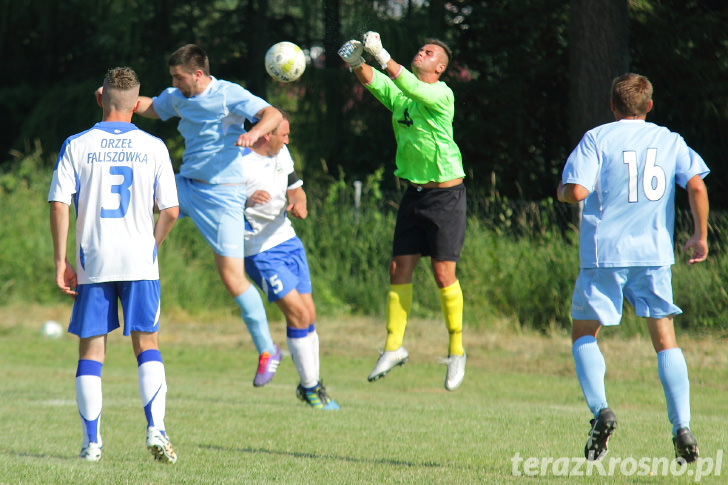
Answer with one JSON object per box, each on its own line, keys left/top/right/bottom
{"left": 365, "top": 67, "right": 464, "bottom": 184}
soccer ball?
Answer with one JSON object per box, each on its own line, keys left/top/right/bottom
{"left": 265, "top": 41, "right": 306, "bottom": 83}
{"left": 41, "top": 320, "right": 64, "bottom": 339}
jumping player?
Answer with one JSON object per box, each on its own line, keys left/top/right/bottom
{"left": 339, "top": 32, "right": 467, "bottom": 391}
{"left": 243, "top": 108, "right": 339, "bottom": 410}
{"left": 128, "top": 44, "right": 284, "bottom": 386}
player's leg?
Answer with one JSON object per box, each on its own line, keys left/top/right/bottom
{"left": 648, "top": 317, "right": 697, "bottom": 462}
{"left": 121, "top": 280, "right": 177, "bottom": 463}
{"left": 216, "top": 253, "right": 280, "bottom": 386}
{"left": 216, "top": 253, "right": 275, "bottom": 351}
{"left": 300, "top": 293, "right": 319, "bottom": 379}
{"left": 628, "top": 266, "right": 696, "bottom": 461}
{"left": 179, "top": 178, "right": 278, "bottom": 384}
{"left": 427, "top": 184, "right": 467, "bottom": 390}
{"left": 76, "top": 335, "right": 106, "bottom": 462}
{"left": 570, "top": 268, "right": 625, "bottom": 460}
{"left": 69, "top": 282, "right": 120, "bottom": 462}
{"left": 432, "top": 260, "right": 465, "bottom": 391}
{"left": 572, "top": 320, "right": 609, "bottom": 416}
{"left": 386, "top": 254, "right": 418, "bottom": 349}
{"left": 366, "top": 255, "right": 416, "bottom": 382}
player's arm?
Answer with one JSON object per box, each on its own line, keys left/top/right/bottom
{"left": 338, "top": 40, "right": 375, "bottom": 84}
{"left": 154, "top": 205, "right": 179, "bottom": 248}
{"left": 683, "top": 174, "right": 709, "bottom": 264}
{"left": 134, "top": 96, "right": 159, "bottom": 119}
{"left": 235, "top": 106, "right": 283, "bottom": 147}
{"left": 557, "top": 181, "right": 589, "bottom": 204}
{"left": 49, "top": 201, "right": 77, "bottom": 296}
{"left": 95, "top": 87, "right": 159, "bottom": 119}
{"left": 246, "top": 190, "right": 271, "bottom": 208}
{"left": 286, "top": 186, "right": 307, "bottom": 220}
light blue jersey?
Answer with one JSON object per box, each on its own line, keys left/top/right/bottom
{"left": 563, "top": 119, "right": 709, "bottom": 268}
{"left": 152, "top": 77, "right": 270, "bottom": 183}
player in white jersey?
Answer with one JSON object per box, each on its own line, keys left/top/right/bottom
{"left": 49, "top": 67, "right": 179, "bottom": 463}
{"left": 125, "top": 44, "right": 284, "bottom": 386}
{"left": 243, "top": 108, "right": 339, "bottom": 410}
{"left": 557, "top": 73, "right": 709, "bottom": 463}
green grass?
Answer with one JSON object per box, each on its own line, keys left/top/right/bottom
{"left": 1, "top": 306, "right": 727, "bottom": 484}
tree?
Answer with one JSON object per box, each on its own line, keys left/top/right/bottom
{"left": 568, "top": 0, "right": 629, "bottom": 145}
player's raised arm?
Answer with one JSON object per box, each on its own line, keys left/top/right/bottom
{"left": 338, "top": 40, "right": 374, "bottom": 85}
{"left": 362, "top": 31, "right": 403, "bottom": 79}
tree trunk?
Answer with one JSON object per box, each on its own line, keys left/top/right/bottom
{"left": 568, "top": 0, "right": 629, "bottom": 145}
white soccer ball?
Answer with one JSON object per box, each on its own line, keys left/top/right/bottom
{"left": 265, "top": 41, "right": 306, "bottom": 83}
{"left": 41, "top": 320, "right": 64, "bottom": 339}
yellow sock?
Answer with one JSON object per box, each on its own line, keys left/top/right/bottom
{"left": 384, "top": 283, "right": 412, "bottom": 351}
{"left": 440, "top": 280, "right": 464, "bottom": 356}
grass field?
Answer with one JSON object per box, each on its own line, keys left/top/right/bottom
{"left": 1, "top": 304, "right": 727, "bottom": 484}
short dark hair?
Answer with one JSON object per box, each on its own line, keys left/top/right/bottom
{"left": 611, "top": 73, "right": 653, "bottom": 117}
{"left": 425, "top": 38, "right": 452, "bottom": 69}
{"left": 169, "top": 44, "right": 210, "bottom": 76}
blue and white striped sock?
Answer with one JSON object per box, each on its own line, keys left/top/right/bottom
{"left": 76, "top": 359, "right": 103, "bottom": 447}
{"left": 137, "top": 349, "right": 167, "bottom": 433}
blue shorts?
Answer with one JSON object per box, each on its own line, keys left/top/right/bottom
{"left": 176, "top": 174, "right": 246, "bottom": 258}
{"left": 244, "top": 237, "right": 312, "bottom": 302}
{"left": 69, "top": 280, "right": 161, "bottom": 338}
{"left": 571, "top": 266, "right": 682, "bottom": 325}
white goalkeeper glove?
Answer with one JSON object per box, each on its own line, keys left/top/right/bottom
{"left": 338, "top": 40, "right": 364, "bottom": 69}
{"left": 362, "top": 31, "right": 391, "bottom": 69}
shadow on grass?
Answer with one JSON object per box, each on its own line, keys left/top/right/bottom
{"left": 199, "top": 444, "right": 446, "bottom": 469}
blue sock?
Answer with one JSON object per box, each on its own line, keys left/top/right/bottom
{"left": 658, "top": 348, "right": 691, "bottom": 435}
{"left": 235, "top": 285, "right": 274, "bottom": 354}
{"left": 572, "top": 336, "right": 608, "bottom": 418}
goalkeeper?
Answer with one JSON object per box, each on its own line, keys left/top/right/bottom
{"left": 339, "top": 33, "right": 467, "bottom": 391}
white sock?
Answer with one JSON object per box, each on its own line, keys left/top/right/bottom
{"left": 137, "top": 349, "right": 167, "bottom": 432}
{"left": 76, "top": 359, "right": 103, "bottom": 447}
{"left": 287, "top": 326, "right": 318, "bottom": 388}
{"left": 308, "top": 324, "right": 320, "bottom": 381}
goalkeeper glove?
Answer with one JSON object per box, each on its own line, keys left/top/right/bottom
{"left": 338, "top": 40, "right": 364, "bottom": 69}
{"left": 362, "top": 31, "right": 391, "bottom": 69}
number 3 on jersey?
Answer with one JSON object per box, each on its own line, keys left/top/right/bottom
{"left": 101, "top": 165, "right": 133, "bottom": 218}
{"left": 623, "top": 148, "right": 666, "bottom": 202}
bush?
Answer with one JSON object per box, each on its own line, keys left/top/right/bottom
{"left": 4, "top": 147, "right": 727, "bottom": 336}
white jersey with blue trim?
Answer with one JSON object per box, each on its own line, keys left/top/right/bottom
{"left": 563, "top": 119, "right": 709, "bottom": 268}
{"left": 243, "top": 145, "right": 301, "bottom": 256}
{"left": 48, "top": 121, "right": 179, "bottom": 283}
{"left": 152, "top": 77, "right": 271, "bottom": 184}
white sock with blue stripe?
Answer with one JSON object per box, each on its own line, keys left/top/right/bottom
{"left": 287, "top": 326, "right": 317, "bottom": 388}
{"left": 137, "top": 349, "right": 167, "bottom": 433}
{"left": 235, "top": 286, "right": 274, "bottom": 354}
{"left": 308, "top": 324, "right": 320, "bottom": 381}
{"left": 572, "top": 336, "right": 609, "bottom": 417}
{"left": 658, "top": 347, "right": 691, "bottom": 435}
{"left": 76, "top": 359, "right": 103, "bottom": 447}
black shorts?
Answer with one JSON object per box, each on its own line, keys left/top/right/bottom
{"left": 392, "top": 183, "right": 466, "bottom": 261}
